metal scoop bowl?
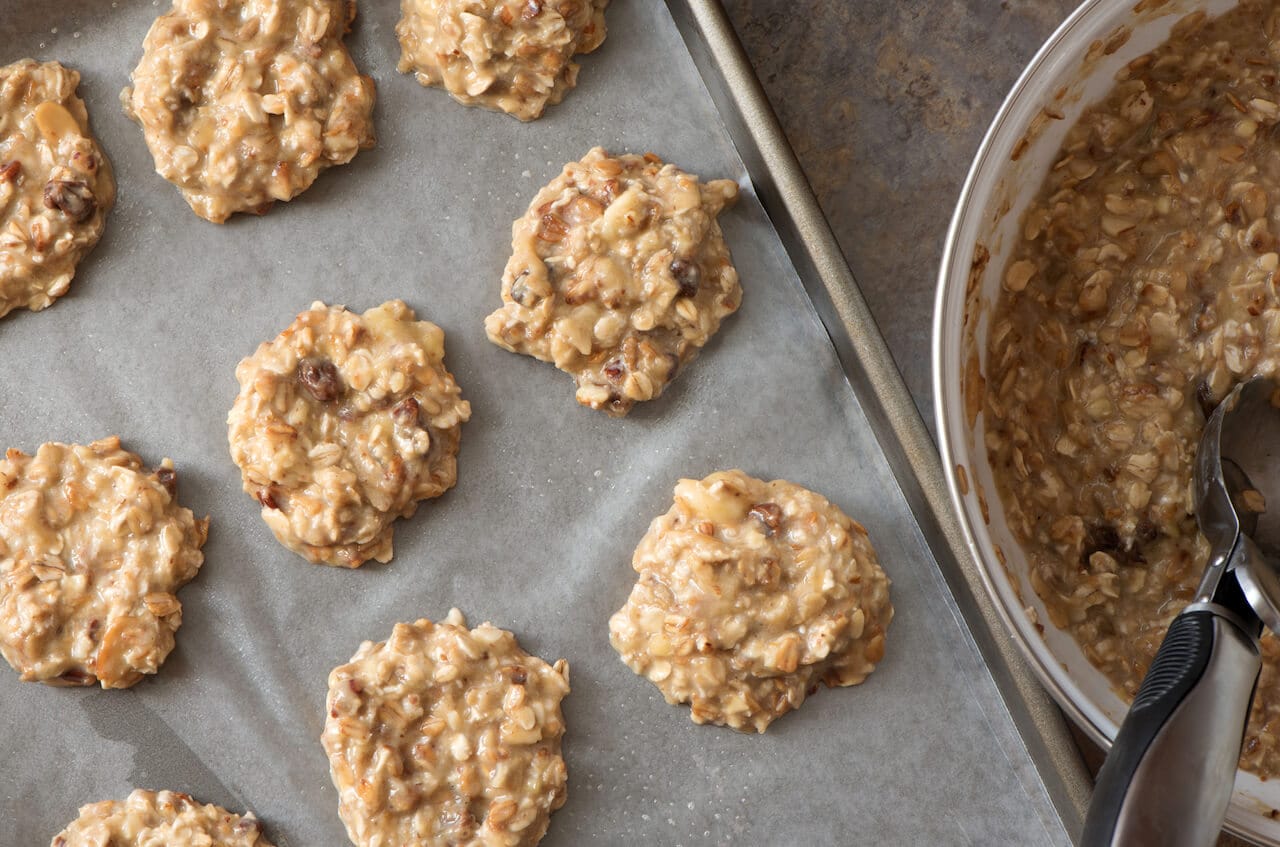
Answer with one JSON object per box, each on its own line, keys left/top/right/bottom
{"left": 1083, "top": 376, "right": 1280, "bottom": 846}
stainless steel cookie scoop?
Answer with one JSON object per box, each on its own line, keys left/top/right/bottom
{"left": 1083, "top": 377, "right": 1280, "bottom": 846}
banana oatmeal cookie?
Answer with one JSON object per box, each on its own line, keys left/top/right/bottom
{"left": 52, "top": 789, "right": 273, "bottom": 846}
{"left": 228, "top": 300, "right": 470, "bottom": 568}
{"left": 396, "top": 0, "right": 609, "bottom": 121}
{"left": 609, "top": 470, "right": 892, "bottom": 732}
{"left": 322, "top": 609, "right": 570, "bottom": 847}
{"left": 0, "top": 59, "right": 114, "bottom": 320}
{"left": 0, "top": 437, "right": 208, "bottom": 689}
{"left": 485, "top": 147, "right": 741, "bottom": 416}
{"left": 122, "top": 0, "right": 376, "bottom": 223}
{"left": 984, "top": 0, "right": 1280, "bottom": 777}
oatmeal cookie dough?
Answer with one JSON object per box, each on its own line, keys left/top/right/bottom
{"left": 396, "top": 0, "right": 609, "bottom": 121}
{"left": 0, "top": 59, "right": 114, "bottom": 320}
{"left": 0, "top": 437, "right": 208, "bottom": 689}
{"left": 609, "top": 470, "right": 892, "bottom": 732}
{"left": 323, "top": 609, "right": 570, "bottom": 847}
{"left": 485, "top": 147, "right": 741, "bottom": 416}
{"left": 122, "top": 0, "right": 376, "bottom": 223}
{"left": 228, "top": 300, "right": 470, "bottom": 568}
{"left": 52, "top": 789, "right": 273, "bottom": 846}
{"left": 983, "top": 0, "right": 1280, "bottom": 777}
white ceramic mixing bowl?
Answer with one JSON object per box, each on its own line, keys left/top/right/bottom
{"left": 933, "top": 0, "right": 1280, "bottom": 842}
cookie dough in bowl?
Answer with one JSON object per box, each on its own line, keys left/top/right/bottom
{"left": 122, "top": 0, "right": 376, "bottom": 223}
{"left": 396, "top": 0, "right": 609, "bottom": 121}
{"left": 0, "top": 437, "right": 208, "bottom": 689}
{"left": 322, "top": 609, "right": 570, "bottom": 847}
{"left": 609, "top": 470, "right": 893, "bottom": 732}
{"left": 485, "top": 147, "right": 741, "bottom": 416}
{"left": 51, "top": 789, "right": 273, "bottom": 846}
{"left": 0, "top": 59, "right": 115, "bottom": 320}
{"left": 228, "top": 300, "right": 470, "bottom": 568}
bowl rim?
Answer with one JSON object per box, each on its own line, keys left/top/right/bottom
{"left": 931, "top": 0, "right": 1117, "bottom": 755}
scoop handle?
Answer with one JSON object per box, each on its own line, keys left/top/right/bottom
{"left": 1081, "top": 606, "right": 1260, "bottom": 847}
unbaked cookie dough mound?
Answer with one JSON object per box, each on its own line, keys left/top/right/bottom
{"left": 0, "top": 437, "right": 208, "bottom": 689}
{"left": 52, "top": 789, "right": 273, "bottom": 846}
{"left": 323, "top": 609, "right": 570, "bottom": 847}
{"left": 485, "top": 147, "right": 740, "bottom": 416}
{"left": 397, "top": 0, "right": 609, "bottom": 121}
{"left": 123, "top": 0, "right": 376, "bottom": 223}
{"left": 228, "top": 300, "right": 470, "bottom": 568}
{"left": 0, "top": 59, "right": 115, "bottom": 320}
{"left": 609, "top": 470, "right": 893, "bottom": 732}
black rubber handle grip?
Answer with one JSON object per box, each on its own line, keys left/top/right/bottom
{"left": 1082, "top": 608, "right": 1260, "bottom": 847}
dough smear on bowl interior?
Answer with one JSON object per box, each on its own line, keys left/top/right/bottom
{"left": 983, "top": 0, "right": 1280, "bottom": 777}
{"left": 396, "top": 0, "right": 609, "bottom": 121}
{"left": 122, "top": 0, "right": 376, "bottom": 223}
{"left": 0, "top": 437, "right": 208, "bottom": 689}
{"left": 0, "top": 59, "right": 114, "bottom": 320}
{"left": 485, "top": 147, "right": 741, "bottom": 416}
{"left": 322, "top": 609, "right": 570, "bottom": 847}
{"left": 228, "top": 300, "right": 470, "bottom": 568}
{"left": 51, "top": 789, "right": 273, "bottom": 846}
{"left": 609, "top": 470, "right": 892, "bottom": 732}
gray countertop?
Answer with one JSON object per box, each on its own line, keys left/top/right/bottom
{"left": 722, "top": 0, "right": 1075, "bottom": 422}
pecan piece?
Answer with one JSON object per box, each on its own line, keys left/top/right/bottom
{"left": 0, "top": 161, "right": 20, "bottom": 183}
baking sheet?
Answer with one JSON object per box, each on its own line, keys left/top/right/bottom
{"left": 0, "top": 1, "right": 1068, "bottom": 843}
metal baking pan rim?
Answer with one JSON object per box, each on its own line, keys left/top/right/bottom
{"left": 667, "top": 0, "right": 1093, "bottom": 837}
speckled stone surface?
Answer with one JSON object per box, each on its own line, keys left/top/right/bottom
{"left": 720, "top": 4, "right": 1252, "bottom": 844}
{"left": 722, "top": 0, "right": 1075, "bottom": 423}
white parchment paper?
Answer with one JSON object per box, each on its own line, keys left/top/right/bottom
{"left": 0, "top": 1, "right": 1068, "bottom": 844}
